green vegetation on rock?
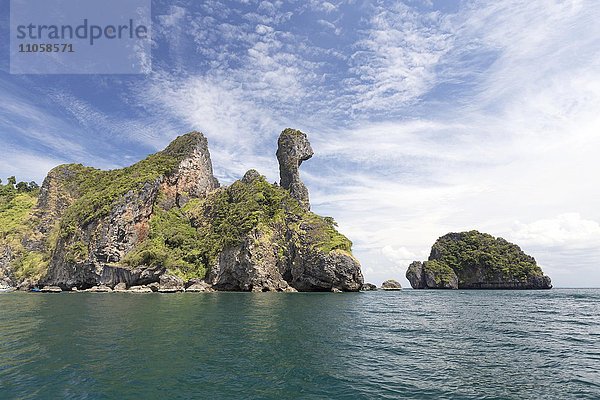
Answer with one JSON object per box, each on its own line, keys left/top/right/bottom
{"left": 423, "top": 259, "right": 456, "bottom": 286}
{"left": 0, "top": 192, "right": 37, "bottom": 238}
{"left": 431, "top": 230, "right": 542, "bottom": 280}
{"left": 124, "top": 173, "right": 352, "bottom": 280}
{"left": 11, "top": 251, "right": 47, "bottom": 281}
{"left": 123, "top": 203, "right": 208, "bottom": 281}
{"left": 407, "top": 231, "right": 551, "bottom": 290}
{"left": 0, "top": 176, "right": 39, "bottom": 203}
{"left": 60, "top": 141, "right": 191, "bottom": 229}
{"left": 0, "top": 178, "right": 48, "bottom": 281}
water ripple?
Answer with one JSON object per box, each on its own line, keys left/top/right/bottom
{"left": 1, "top": 289, "right": 599, "bottom": 399}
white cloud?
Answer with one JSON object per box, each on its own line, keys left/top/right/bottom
{"left": 140, "top": 73, "right": 279, "bottom": 146}
{"left": 347, "top": 3, "right": 454, "bottom": 112}
{"left": 136, "top": 72, "right": 284, "bottom": 183}
{"left": 510, "top": 214, "right": 600, "bottom": 250}
{"left": 0, "top": 80, "right": 120, "bottom": 180}
{"left": 307, "top": 1, "right": 338, "bottom": 13}
{"left": 255, "top": 24, "right": 274, "bottom": 35}
{"left": 0, "top": 88, "right": 85, "bottom": 157}
{"left": 317, "top": 19, "right": 341, "bottom": 35}
{"left": 45, "top": 90, "right": 193, "bottom": 156}
{"left": 157, "top": 5, "right": 186, "bottom": 28}
{"left": 500, "top": 215, "right": 600, "bottom": 288}
{"left": 0, "top": 147, "right": 66, "bottom": 184}
{"left": 381, "top": 245, "right": 422, "bottom": 265}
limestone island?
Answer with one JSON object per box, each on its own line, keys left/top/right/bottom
{"left": 406, "top": 231, "right": 552, "bottom": 290}
{"left": 0, "top": 129, "right": 364, "bottom": 293}
{"left": 380, "top": 280, "right": 402, "bottom": 290}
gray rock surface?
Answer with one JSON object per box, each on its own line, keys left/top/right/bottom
{"left": 113, "top": 282, "right": 127, "bottom": 292}
{"left": 158, "top": 274, "right": 185, "bottom": 292}
{"left": 207, "top": 228, "right": 293, "bottom": 292}
{"left": 406, "top": 261, "right": 459, "bottom": 289}
{"left": 160, "top": 132, "right": 220, "bottom": 208}
{"left": 241, "top": 169, "right": 261, "bottom": 184}
{"left": 276, "top": 128, "right": 314, "bottom": 210}
{"left": 185, "top": 281, "right": 215, "bottom": 292}
{"left": 17, "top": 280, "right": 33, "bottom": 291}
{"left": 0, "top": 282, "right": 15, "bottom": 292}
{"left": 206, "top": 217, "right": 364, "bottom": 293}
{"left": 406, "top": 261, "right": 426, "bottom": 289}
{"left": 361, "top": 283, "right": 377, "bottom": 291}
{"left": 0, "top": 247, "right": 14, "bottom": 287}
{"left": 288, "top": 249, "right": 363, "bottom": 292}
{"left": 128, "top": 285, "right": 153, "bottom": 293}
{"left": 381, "top": 279, "right": 402, "bottom": 290}
{"left": 43, "top": 263, "right": 166, "bottom": 291}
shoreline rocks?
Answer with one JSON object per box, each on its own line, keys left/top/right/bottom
{"left": 128, "top": 285, "right": 153, "bottom": 293}
{"left": 85, "top": 285, "right": 113, "bottom": 293}
{"left": 40, "top": 286, "right": 62, "bottom": 293}
{"left": 113, "top": 283, "right": 127, "bottom": 292}
{"left": 185, "top": 281, "right": 215, "bottom": 293}
{"left": 158, "top": 274, "right": 185, "bottom": 293}
{"left": 361, "top": 283, "right": 377, "bottom": 291}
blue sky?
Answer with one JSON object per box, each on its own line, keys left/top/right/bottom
{"left": 1, "top": 0, "right": 600, "bottom": 287}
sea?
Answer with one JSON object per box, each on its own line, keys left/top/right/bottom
{"left": 0, "top": 289, "right": 599, "bottom": 399}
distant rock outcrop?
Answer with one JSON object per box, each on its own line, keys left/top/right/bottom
{"left": 381, "top": 279, "right": 402, "bottom": 290}
{"left": 276, "top": 128, "right": 314, "bottom": 210}
{"left": 406, "top": 231, "right": 552, "bottom": 290}
{"left": 360, "top": 283, "right": 377, "bottom": 291}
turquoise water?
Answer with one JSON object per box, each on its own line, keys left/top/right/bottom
{"left": 0, "top": 289, "right": 599, "bottom": 399}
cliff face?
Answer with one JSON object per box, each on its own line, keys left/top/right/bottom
{"left": 38, "top": 132, "right": 219, "bottom": 289}
{"left": 406, "top": 231, "right": 551, "bottom": 290}
{"left": 1, "top": 129, "right": 363, "bottom": 292}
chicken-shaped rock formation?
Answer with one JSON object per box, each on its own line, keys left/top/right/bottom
{"left": 276, "top": 128, "right": 314, "bottom": 210}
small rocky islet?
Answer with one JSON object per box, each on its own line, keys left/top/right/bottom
{"left": 380, "top": 280, "right": 402, "bottom": 290}
{"left": 358, "top": 281, "right": 402, "bottom": 291}
{"left": 406, "top": 231, "right": 552, "bottom": 290}
{"left": 1, "top": 129, "right": 552, "bottom": 293}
